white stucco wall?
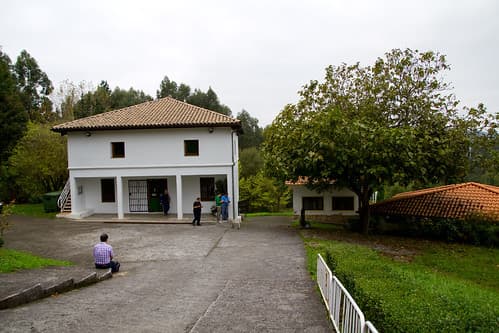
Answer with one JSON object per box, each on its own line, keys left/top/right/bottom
{"left": 67, "top": 127, "right": 233, "bottom": 169}
{"left": 291, "top": 185, "right": 359, "bottom": 216}
{"left": 66, "top": 126, "right": 239, "bottom": 218}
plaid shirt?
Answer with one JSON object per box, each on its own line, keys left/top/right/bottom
{"left": 93, "top": 242, "right": 113, "bottom": 265}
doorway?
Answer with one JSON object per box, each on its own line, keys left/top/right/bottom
{"left": 147, "top": 179, "right": 168, "bottom": 212}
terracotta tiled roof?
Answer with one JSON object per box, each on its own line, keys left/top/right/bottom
{"left": 285, "top": 177, "right": 336, "bottom": 186}
{"left": 52, "top": 97, "right": 241, "bottom": 133}
{"left": 371, "top": 182, "right": 499, "bottom": 219}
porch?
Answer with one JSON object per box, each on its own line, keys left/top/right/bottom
{"left": 57, "top": 212, "right": 219, "bottom": 224}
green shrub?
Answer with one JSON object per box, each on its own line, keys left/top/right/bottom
{"left": 376, "top": 213, "right": 499, "bottom": 247}
{"left": 306, "top": 240, "right": 499, "bottom": 332}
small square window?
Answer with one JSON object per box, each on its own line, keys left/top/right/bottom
{"left": 184, "top": 140, "right": 199, "bottom": 156}
{"left": 111, "top": 142, "right": 125, "bottom": 158}
{"left": 332, "top": 196, "right": 354, "bottom": 211}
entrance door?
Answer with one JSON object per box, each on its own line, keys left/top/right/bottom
{"left": 147, "top": 179, "right": 168, "bottom": 212}
{"left": 129, "top": 180, "right": 148, "bottom": 212}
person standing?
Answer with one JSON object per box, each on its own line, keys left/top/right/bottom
{"left": 221, "top": 193, "right": 230, "bottom": 221}
{"left": 192, "top": 197, "right": 202, "bottom": 226}
{"left": 93, "top": 233, "right": 120, "bottom": 273}
{"left": 160, "top": 189, "right": 171, "bottom": 215}
{"left": 215, "top": 193, "right": 222, "bottom": 223}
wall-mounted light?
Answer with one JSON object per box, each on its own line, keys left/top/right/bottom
{"left": 85, "top": 131, "right": 92, "bottom": 137}
{"left": 208, "top": 127, "right": 214, "bottom": 133}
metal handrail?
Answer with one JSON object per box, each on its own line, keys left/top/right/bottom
{"left": 57, "top": 179, "right": 70, "bottom": 211}
{"left": 364, "top": 321, "right": 379, "bottom": 333}
{"left": 317, "top": 254, "right": 378, "bottom": 333}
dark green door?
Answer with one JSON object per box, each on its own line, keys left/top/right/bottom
{"left": 147, "top": 179, "right": 167, "bottom": 212}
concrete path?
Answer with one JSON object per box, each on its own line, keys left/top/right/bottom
{"left": 0, "top": 215, "right": 332, "bottom": 332}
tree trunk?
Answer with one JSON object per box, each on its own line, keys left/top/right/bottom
{"left": 358, "top": 188, "right": 371, "bottom": 235}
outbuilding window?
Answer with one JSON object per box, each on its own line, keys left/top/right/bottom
{"left": 332, "top": 196, "right": 354, "bottom": 211}
{"left": 302, "top": 197, "right": 323, "bottom": 210}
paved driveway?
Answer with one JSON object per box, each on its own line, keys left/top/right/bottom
{"left": 0, "top": 216, "right": 331, "bottom": 332}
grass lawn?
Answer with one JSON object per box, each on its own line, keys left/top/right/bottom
{"left": 0, "top": 248, "right": 72, "bottom": 273}
{"left": 301, "top": 222, "right": 499, "bottom": 333}
{"left": 245, "top": 209, "right": 294, "bottom": 217}
{"left": 10, "top": 203, "right": 58, "bottom": 219}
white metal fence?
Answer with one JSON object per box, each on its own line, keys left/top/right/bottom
{"left": 317, "top": 254, "right": 379, "bottom": 333}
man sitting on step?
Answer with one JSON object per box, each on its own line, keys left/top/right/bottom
{"left": 93, "top": 233, "right": 120, "bottom": 273}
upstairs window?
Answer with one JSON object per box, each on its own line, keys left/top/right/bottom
{"left": 302, "top": 197, "right": 323, "bottom": 210}
{"left": 332, "top": 196, "right": 354, "bottom": 211}
{"left": 184, "top": 140, "right": 199, "bottom": 156}
{"left": 111, "top": 142, "right": 125, "bottom": 158}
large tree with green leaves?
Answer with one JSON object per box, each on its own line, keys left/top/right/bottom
{"left": 14, "top": 50, "right": 54, "bottom": 122}
{"left": 264, "top": 49, "right": 497, "bottom": 234}
{"left": 73, "top": 81, "right": 152, "bottom": 119}
{"left": 7, "top": 123, "right": 67, "bottom": 202}
{"left": 237, "top": 109, "right": 264, "bottom": 149}
{"left": 0, "top": 49, "right": 27, "bottom": 163}
{"left": 156, "top": 75, "right": 232, "bottom": 115}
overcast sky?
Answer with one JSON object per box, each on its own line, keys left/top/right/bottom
{"left": 1, "top": 0, "right": 498, "bottom": 126}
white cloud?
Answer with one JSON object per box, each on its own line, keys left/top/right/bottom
{"left": 1, "top": 0, "right": 498, "bottom": 125}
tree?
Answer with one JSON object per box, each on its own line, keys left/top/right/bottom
{"left": 237, "top": 109, "right": 264, "bottom": 149}
{"left": 157, "top": 75, "right": 232, "bottom": 115}
{"left": 7, "top": 123, "right": 68, "bottom": 202}
{"left": 0, "top": 49, "right": 27, "bottom": 163}
{"left": 52, "top": 80, "right": 91, "bottom": 121}
{"left": 14, "top": 50, "right": 54, "bottom": 122}
{"left": 74, "top": 81, "right": 111, "bottom": 118}
{"left": 239, "top": 147, "right": 264, "bottom": 178}
{"left": 110, "top": 87, "right": 152, "bottom": 109}
{"left": 187, "top": 87, "right": 232, "bottom": 115}
{"left": 239, "top": 171, "right": 291, "bottom": 212}
{"left": 264, "top": 49, "right": 497, "bottom": 234}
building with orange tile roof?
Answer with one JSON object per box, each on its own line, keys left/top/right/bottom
{"left": 52, "top": 97, "right": 241, "bottom": 221}
{"left": 370, "top": 182, "right": 499, "bottom": 220}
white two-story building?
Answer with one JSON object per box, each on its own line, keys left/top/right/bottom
{"left": 52, "top": 97, "right": 241, "bottom": 220}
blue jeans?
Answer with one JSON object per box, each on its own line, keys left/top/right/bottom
{"left": 95, "top": 261, "right": 120, "bottom": 273}
{"left": 221, "top": 204, "right": 229, "bottom": 220}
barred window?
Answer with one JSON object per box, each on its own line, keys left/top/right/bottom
{"left": 200, "top": 177, "right": 215, "bottom": 201}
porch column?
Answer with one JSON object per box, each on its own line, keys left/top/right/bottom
{"left": 69, "top": 176, "right": 80, "bottom": 215}
{"left": 116, "top": 176, "right": 124, "bottom": 219}
{"left": 176, "top": 174, "right": 183, "bottom": 219}
{"left": 227, "top": 172, "right": 234, "bottom": 220}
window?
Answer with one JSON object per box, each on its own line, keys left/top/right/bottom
{"left": 184, "top": 140, "right": 199, "bottom": 156}
{"left": 111, "top": 142, "right": 125, "bottom": 158}
{"left": 302, "top": 197, "right": 323, "bottom": 210}
{"left": 332, "top": 196, "right": 354, "bottom": 211}
{"left": 101, "top": 179, "right": 115, "bottom": 203}
{"left": 200, "top": 177, "right": 215, "bottom": 201}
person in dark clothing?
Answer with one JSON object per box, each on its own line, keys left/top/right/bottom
{"left": 192, "top": 197, "right": 202, "bottom": 226}
{"left": 160, "top": 189, "right": 170, "bottom": 215}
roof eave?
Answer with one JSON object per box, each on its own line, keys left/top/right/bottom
{"left": 51, "top": 122, "right": 241, "bottom": 134}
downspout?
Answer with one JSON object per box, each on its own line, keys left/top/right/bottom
{"left": 231, "top": 129, "right": 237, "bottom": 219}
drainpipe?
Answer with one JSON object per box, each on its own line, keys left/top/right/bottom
{"left": 231, "top": 129, "right": 237, "bottom": 220}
